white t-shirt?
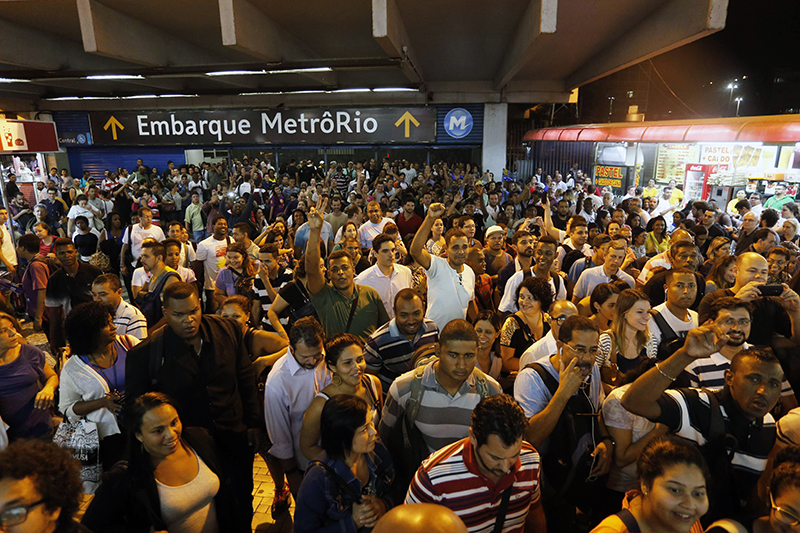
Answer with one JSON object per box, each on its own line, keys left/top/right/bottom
{"left": 602, "top": 384, "right": 656, "bottom": 492}
{"left": 67, "top": 204, "right": 95, "bottom": 227}
{"left": 498, "top": 269, "right": 567, "bottom": 313}
{"left": 357, "top": 217, "right": 393, "bottom": 248}
{"left": 425, "top": 255, "right": 475, "bottom": 329}
{"left": 122, "top": 224, "right": 166, "bottom": 266}
{"left": 649, "top": 302, "right": 698, "bottom": 348}
{"left": 195, "top": 235, "right": 230, "bottom": 289}
{"left": 132, "top": 267, "right": 152, "bottom": 289}
{"left": 0, "top": 224, "right": 16, "bottom": 266}
{"left": 519, "top": 331, "right": 557, "bottom": 369}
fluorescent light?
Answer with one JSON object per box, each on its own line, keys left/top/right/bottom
{"left": 84, "top": 74, "right": 145, "bottom": 80}
{"left": 239, "top": 91, "right": 283, "bottom": 96}
{"left": 44, "top": 96, "right": 82, "bottom": 101}
{"left": 122, "top": 94, "right": 158, "bottom": 99}
{"left": 0, "top": 78, "right": 30, "bottom": 83}
{"left": 373, "top": 87, "right": 418, "bottom": 92}
{"left": 157, "top": 94, "right": 199, "bottom": 98}
{"left": 288, "top": 90, "right": 326, "bottom": 94}
{"left": 269, "top": 67, "right": 333, "bottom": 74}
{"left": 206, "top": 70, "right": 266, "bottom": 76}
{"left": 329, "top": 88, "right": 371, "bottom": 93}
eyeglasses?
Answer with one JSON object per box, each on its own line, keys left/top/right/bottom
{"left": 553, "top": 315, "right": 570, "bottom": 324}
{"left": 0, "top": 499, "right": 46, "bottom": 527}
{"left": 563, "top": 343, "right": 599, "bottom": 357}
{"left": 718, "top": 318, "right": 751, "bottom": 328}
{"left": 771, "top": 492, "right": 800, "bottom": 527}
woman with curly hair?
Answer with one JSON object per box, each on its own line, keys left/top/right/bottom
{"left": 213, "top": 241, "right": 258, "bottom": 308}
{"left": 0, "top": 439, "right": 84, "bottom": 533}
{"left": 499, "top": 276, "right": 553, "bottom": 372}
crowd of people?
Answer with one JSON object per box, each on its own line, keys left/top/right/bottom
{"left": 4, "top": 156, "right": 800, "bottom": 533}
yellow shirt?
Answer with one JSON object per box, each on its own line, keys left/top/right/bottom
{"left": 642, "top": 186, "right": 658, "bottom": 198}
{"left": 670, "top": 188, "right": 684, "bottom": 205}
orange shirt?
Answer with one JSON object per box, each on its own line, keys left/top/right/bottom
{"left": 591, "top": 491, "right": 705, "bottom": 533}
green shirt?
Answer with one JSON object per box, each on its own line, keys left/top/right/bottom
{"left": 764, "top": 194, "right": 795, "bottom": 210}
{"left": 309, "top": 283, "right": 389, "bottom": 342}
{"left": 185, "top": 203, "right": 204, "bottom": 231}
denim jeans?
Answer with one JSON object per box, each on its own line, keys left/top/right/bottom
{"left": 193, "top": 229, "right": 206, "bottom": 242}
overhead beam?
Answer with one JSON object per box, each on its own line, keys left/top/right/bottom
{"left": 372, "top": 0, "right": 424, "bottom": 88}
{"left": 218, "top": 0, "right": 336, "bottom": 86}
{"left": 0, "top": 18, "right": 130, "bottom": 72}
{"left": 77, "top": 0, "right": 225, "bottom": 67}
{"left": 566, "top": 0, "right": 728, "bottom": 88}
{"left": 493, "top": 0, "right": 558, "bottom": 90}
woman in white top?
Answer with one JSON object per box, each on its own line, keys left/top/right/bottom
{"left": 299, "top": 333, "right": 382, "bottom": 462}
{"left": 598, "top": 288, "right": 657, "bottom": 389}
{"left": 599, "top": 358, "right": 669, "bottom": 516}
{"left": 82, "top": 392, "right": 241, "bottom": 533}
{"left": 59, "top": 302, "right": 139, "bottom": 474}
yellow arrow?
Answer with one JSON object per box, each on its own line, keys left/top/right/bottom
{"left": 394, "top": 111, "right": 420, "bottom": 138}
{"left": 103, "top": 116, "right": 124, "bottom": 141}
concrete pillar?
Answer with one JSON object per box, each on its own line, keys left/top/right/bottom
{"left": 482, "top": 103, "right": 507, "bottom": 181}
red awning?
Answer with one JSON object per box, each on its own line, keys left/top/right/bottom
{"left": 524, "top": 114, "right": 800, "bottom": 144}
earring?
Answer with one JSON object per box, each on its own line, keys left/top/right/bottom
{"left": 332, "top": 374, "right": 343, "bottom": 386}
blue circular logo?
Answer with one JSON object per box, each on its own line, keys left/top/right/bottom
{"left": 76, "top": 134, "right": 86, "bottom": 144}
{"left": 443, "top": 108, "right": 473, "bottom": 139}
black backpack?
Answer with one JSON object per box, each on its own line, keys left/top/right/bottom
{"left": 135, "top": 271, "right": 181, "bottom": 327}
{"left": 560, "top": 243, "right": 586, "bottom": 274}
{"left": 650, "top": 310, "right": 687, "bottom": 361}
{"left": 529, "top": 363, "right": 602, "bottom": 506}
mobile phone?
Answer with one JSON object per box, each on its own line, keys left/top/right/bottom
{"left": 757, "top": 284, "right": 783, "bottom": 297}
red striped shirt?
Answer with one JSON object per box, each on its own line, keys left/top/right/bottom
{"left": 405, "top": 437, "right": 541, "bottom": 533}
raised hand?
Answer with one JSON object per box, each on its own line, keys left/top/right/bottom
{"left": 682, "top": 323, "right": 729, "bottom": 360}
{"left": 308, "top": 197, "right": 327, "bottom": 230}
{"left": 427, "top": 202, "right": 445, "bottom": 219}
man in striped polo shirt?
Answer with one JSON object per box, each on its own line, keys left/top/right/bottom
{"left": 365, "top": 288, "right": 439, "bottom": 392}
{"left": 622, "top": 324, "right": 783, "bottom": 523}
{"left": 91, "top": 274, "right": 147, "bottom": 340}
{"left": 380, "top": 319, "right": 502, "bottom": 456}
{"left": 406, "top": 395, "right": 546, "bottom": 533}
{"left": 681, "top": 296, "right": 797, "bottom": 413}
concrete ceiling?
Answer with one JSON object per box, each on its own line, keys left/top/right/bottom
{"left": 0, "top": 0, "right": 728, "bottom": 111}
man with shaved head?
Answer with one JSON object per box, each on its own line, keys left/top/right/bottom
{"left": 373, "top": 504, "right": 468, "bottom": 533}
{"left": 519, "top": 300, "right": 579, "bottom": 368}
{"left": 699, "top": 252, "right": 800, "bottom": 346}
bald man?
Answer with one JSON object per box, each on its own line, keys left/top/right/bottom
{"left": 519, "top": 300, "right": 579, "bottom": 368}
{"left": 699, "top": 252, "right": 800, "bottom": 346}
{"left": 373, "top": 504, "right": 468, "bottom": 533}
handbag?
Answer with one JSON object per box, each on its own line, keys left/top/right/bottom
{"left": 53, "top": 419, "right": 102, "bottom": 493}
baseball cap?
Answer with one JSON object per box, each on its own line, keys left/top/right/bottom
{"left": 485, "top": 225, "right": 505, "bottom": 238}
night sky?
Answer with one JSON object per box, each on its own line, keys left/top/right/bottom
{"left": 578, "top": 0, "right": 800, "bottom": 122}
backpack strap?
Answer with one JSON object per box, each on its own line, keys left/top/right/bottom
{"left": 492, "top": 485, "right": 514, "bottom": 533}
{"left": 615, "top": 509, "right": 642, "bottom": 533}
{"left": 703, "top": 388, "right": 727, "bottom": 450}
{"left": 529, "top": 362, "right": 559, "bottom": 397}
{"left": 651, "top": 310, "right": 680, "bottom": 344}
{"left": 405, "top": 366, "right": 427, "bottom": 427}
